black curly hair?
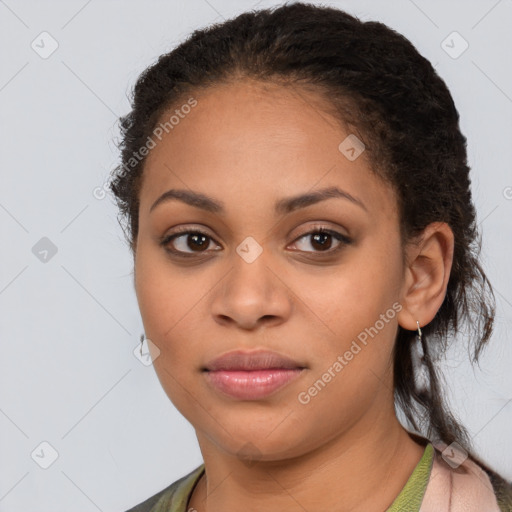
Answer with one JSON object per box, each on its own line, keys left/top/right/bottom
{"left": 109, "top": 1, "right": 511, "bottom": 494}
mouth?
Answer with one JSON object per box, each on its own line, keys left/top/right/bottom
{"left": 202, "top": 349, "right": 307, "bottom": 400}
{"left": 202, "top": 349, "right": 306, "bottom": 372}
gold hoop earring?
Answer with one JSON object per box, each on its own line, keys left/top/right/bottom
{"left": 413, "top": 320, "right": 428, "bottom": 390}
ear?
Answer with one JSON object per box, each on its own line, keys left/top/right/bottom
{"left": 396, "top": 222, "right": 454, "bottom": 331}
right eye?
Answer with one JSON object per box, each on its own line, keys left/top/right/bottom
{"left": 159, "top": 228, "right": 221, "bottom": 257}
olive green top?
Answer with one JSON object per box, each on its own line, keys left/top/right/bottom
{"left": 127, "top": 444, "right": 436, "bottom": 512}
{"left": 386, "top": 443, "right": 434, "bottom": 511}
{"left": 126, "top": 442, "right": 512, "bottom": 511}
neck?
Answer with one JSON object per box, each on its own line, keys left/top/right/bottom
{"left": 190, "top": 405, "right": 426, "bottom": 512}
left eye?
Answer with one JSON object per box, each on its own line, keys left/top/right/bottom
{"left": 290, "top": 228, "right": 352, "bottom": 253}
{"left": 160, "top": 227, "right": 352, "bottom": 257}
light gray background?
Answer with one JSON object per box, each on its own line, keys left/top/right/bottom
{"left": 1, "top": 0, "right": 511, "bottom": 510}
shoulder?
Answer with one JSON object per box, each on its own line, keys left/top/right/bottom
{"left": 124, "top": 464, "right": 205, "bottom": 512}
{"left": 420, "top": 444, "right": 512, "bottom": 512}
{"left": 483, "top": 464, "right": 512, "bottom": 512}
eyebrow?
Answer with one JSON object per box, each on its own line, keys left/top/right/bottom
{"left": 149, "top": 186, "right": 368, "bottom": 215}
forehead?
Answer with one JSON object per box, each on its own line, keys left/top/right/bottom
{"left": 139, "top": 79, "right": 398, "bottom": 222}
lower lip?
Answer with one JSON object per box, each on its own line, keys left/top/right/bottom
{"left": 204, "top": 369, "right": 304, "bottom": 400}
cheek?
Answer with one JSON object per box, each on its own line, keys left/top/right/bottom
{"left": 134, "top": 248, "right": 184, "bottom": 350}
{"left": 135, "top": 252, "right": 200, "bottom": 412}
{"left": 134, "top": 247, "right": 210, "bottom": 374}
{"left": 134, "top": 255, "right": 167, "bottom": 334}
{"left": 296, "top": 253, "right": 396, "bottom": 333}
{"left": 294, "top": 246, "right": 401, "bottom": 380}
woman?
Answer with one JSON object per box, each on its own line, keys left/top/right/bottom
{"left": 111, "top": 3, "right": 512, "bottom": 511}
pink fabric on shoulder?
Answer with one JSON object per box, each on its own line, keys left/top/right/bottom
{"left": 420, "top": 443, "right": 501, "bottom": 512}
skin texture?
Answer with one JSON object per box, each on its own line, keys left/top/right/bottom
{"left": 133, "top": 79, "right": 455, "bottom": 512}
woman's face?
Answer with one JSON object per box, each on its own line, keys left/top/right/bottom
{"left": 134, "top": 79, "right": 409, "bottom": 461}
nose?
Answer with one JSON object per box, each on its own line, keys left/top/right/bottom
{"left": 210, "top": 253, "right": 292, "bottom": 331}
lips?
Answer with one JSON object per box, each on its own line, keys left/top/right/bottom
{"left": 202, "top": 349, "right": 307, "bottom": 400}
{"left": 203, "top": 349, "right": 305, "bottom": 372}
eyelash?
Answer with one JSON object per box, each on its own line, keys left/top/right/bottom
{"left": 159, "top": 225, "right": 352, "bottom": 259}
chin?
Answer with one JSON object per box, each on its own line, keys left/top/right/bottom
{"left": 205, "top": 421, "right": 315, "bottom": 461}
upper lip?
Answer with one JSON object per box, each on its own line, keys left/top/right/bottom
{"left": 203, "top": 349, "right": 306, "bottom": 371}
